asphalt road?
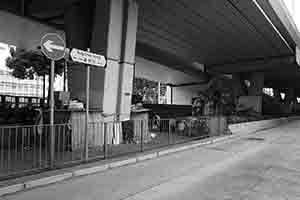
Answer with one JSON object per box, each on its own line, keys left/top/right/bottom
{"left": 3, "top": 120, "right": 300, "bottom": 200}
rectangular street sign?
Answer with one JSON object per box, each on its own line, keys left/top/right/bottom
{"left": 70, "top": 48, "right": 106, "bottom": 67}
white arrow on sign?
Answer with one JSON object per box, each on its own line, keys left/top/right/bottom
{"left": 43, "top": 40, "right": 65, "bottom": 52}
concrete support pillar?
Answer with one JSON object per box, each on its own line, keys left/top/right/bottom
{"left": 89, "top": 0, "right": 124, "bottom": 112}
{"left": 235, "top": 72, "right": 264, "bottom": 114}
{"left": 232, "top": 73, "right": 246, "bottom": 104}
{"left": 64, "top": 0, "right": 96, "bottom": 106}
{"left": 285, "top": 89, "right": 296, "bottom": 114}
{"left": 273, "top": 88, "right": 282, "bottom": 102}
{"left": 92, "top": 0, "right": 138, "bottom": 118}
{"left": 116, "top": 0, "right": 138, "bottom": 119}
{"left": 65, "top": 0, "right": 138, "bottom": 117}
{"left": 248, "top": 72, "right": 264, "bottom": 96}
{"left": 285, "top": 88, "right": 296, "bottom": 103}
{"left": 248, "top": 72, "right": 264, "bottom": 113}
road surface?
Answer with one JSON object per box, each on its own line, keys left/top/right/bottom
{"left": 3, "top": 120, "right": 300, "bottom": 200}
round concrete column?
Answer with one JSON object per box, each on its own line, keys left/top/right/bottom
{"left": 248, "top": 72, "right": 264, "bottom": 96}
{"left": 64, "top": 0, "right": 138, "bottom": 115}
{"left": 232, "top": 73, "right": 246, "bottom": 104}
{"left": 273, "top": 88, "right": 282, "bottom": 102}
{"left": 64, "top": 0, "right": 96, "bottom": 106}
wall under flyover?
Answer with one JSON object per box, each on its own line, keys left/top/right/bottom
{"left": 135, "top": 56, "right": 206, "bottom": 105}
{"left": 172, "top": 85, "right": 205, "bottom": 105}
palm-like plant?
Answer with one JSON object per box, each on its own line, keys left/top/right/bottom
{"left": 193, "top": 76, "right": 236, "bottom": 116}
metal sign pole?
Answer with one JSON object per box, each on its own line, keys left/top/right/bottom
{"left": 84, "top": 48, "right": 91, "bottom": 161}
{"left": 50, "top": 60, "right": 55, "bottom": 166}
{"left": 40, "top": 33, "right": 66, "bottom": 166}
{"left": 64, "top": 60, "right": 67, "bottom": 92}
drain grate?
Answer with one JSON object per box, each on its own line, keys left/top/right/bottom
{"left": 246, "top": 137, "right": 265, "bottom": 141}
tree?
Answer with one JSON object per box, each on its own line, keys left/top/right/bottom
{"left": 6, "top": 48, "right": 65, "bottom": 78}
{"left": 6, "top": 47, "right": 66, "bottom": 106}
{"left": 192, "top": 76, "right": 236, "bottom": 116}
{"left": 205, "top": 76, "right": 235, "bottom": 115}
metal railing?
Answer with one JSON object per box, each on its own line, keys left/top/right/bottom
{"left": 0, "top": 116, "right": 229, "bottom": 180}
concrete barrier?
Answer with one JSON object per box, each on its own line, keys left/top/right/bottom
{"left": 228, "top": 116, "right": 299, "bottom": 135}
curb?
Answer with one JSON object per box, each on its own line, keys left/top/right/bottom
{"left": 137, "top": 153, "right": 158, "bottom": 162}
{"left": 73, "top": 164, "right": 109, "bottom": 177}
{"left": 0, "top": 184, "right": 24, "bottom": 197}
{"left": 109, "top": 158, "right": 137, "bottom": 169}
{"left": 0, "top": 136, "right": 226, "bottom": 197}
{"left": 25, "top": 173, "right": 73, "bottom": 189}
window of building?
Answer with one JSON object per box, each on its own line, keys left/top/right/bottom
{"left": 244, "top": 80, "right": 251, "bottom": 87}
{"left": 280, "top": 93, "right": 286, "bottom": 100}
{"left": 263, "top": 88, "right": 274, "bottom": 97}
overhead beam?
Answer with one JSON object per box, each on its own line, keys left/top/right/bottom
{"left": 28, "top": 0, "right": 79, "bottom": 14}
{"left": 0, "top": 0, "right": 20, "bottom": 14}
{"left": 136, "top": 42, "right": 208, "bottom": 79}
{"left": 226, "top": 0, "right": 292, "bottom": 54}
{"left": 40, "top": 13, "right": 64, "bottom": 21}
{"left": 265, "top": 79, "right": 300, "bottom": 89}
{"left": 256, "top": 0, "right": 295, "bottom": 49}
{"left": 168, "top": 80, "right": 210, "bottom": 88}
{"left": 252, "top": 0, "right": 293, "bottom": 53}
{"left": 208, "top": 55, "right": 295, "bottom": 73}
{"left": 268, "top": 0, "right": 300, "bottom": 47}
{"left": 27, "top": 15, "right": 64, "bottom": 29}
{"left": 20, "top": 0, "right": 26, "bottom": 16}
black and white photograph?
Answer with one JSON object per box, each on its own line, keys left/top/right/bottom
{"left": 0, "top": 0, "right": 299, "bottom": 199}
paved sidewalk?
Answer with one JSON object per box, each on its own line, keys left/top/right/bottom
{"left": 3, "top": 120, "right": 300, "bottom": 200}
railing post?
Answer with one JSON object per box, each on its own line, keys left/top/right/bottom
{"left": 168, "top": 120, "right": 171, "bottom": 145}
{"left": 8, "top": 128, "right": 11, "bottom": 170}
{"left": 49, "top": 60, "right": 55, "bottom": 168}
{"left": 188, "top": 120, "right": 192, "bottom": 138}
{"left": 84, "top": 119, "right": 89, "bottom": 162}
{"left": 210, "top": 117, "right": 214, "bottom": 143}
{"left": 84, "top": 48, "right": 91, "bottom": 162}
{"left": 140, "top": 120, "right": 144, "bottom": 152}
{"left": 218, "top": 115, "right": 221, "bottom": 136}
{"left": 226, "top": 116, "right": 230, "bottom": 135}
{"left": 103, "top": 123, "right": 107, "bottom": 159}
{"left": 50, "top": 125, "right": 55, "bottom": 168}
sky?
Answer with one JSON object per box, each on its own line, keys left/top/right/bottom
{"left": 0, "top": 42, "right": 11, "bottom": 71}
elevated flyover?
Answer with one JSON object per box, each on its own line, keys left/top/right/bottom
{"left": 136, "top": 0, "right": 300, "bottom": 93}
{"left": 0, "top": 0, "right": 300, "bottom": 110}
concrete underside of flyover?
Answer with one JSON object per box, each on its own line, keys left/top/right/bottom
{"left": 0, "top": 0, "right": 300, "bottom": 114}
